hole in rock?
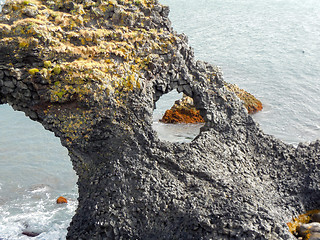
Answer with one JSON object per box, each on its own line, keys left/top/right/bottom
{"left": 0, "top": 104, "right": 78, "bottom": 239}
{"left": 152, "top": 90, "right": 205, "bottom": 143}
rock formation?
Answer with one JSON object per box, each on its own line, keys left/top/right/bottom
{"left": 22, "top": 231, "right": 40, "bottom": 237}
{"left": 160, "top": 84, "right": 262, "bottom": 124}
{"left": 57, "top": 196, "right": 68, "bottom": 204}
{"left": 225, "top": 83, "right": 263, "bottom": 114}
{"left": 160, "top": 95, "right": 205, "bottom": 123}
{"left": 288, "top": 210, "right": 320, "bottom": 239}
{"left": 0, "top": 0, "right": 319, "bottom": 239}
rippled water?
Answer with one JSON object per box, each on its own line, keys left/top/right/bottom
{"left": 152, "top": 91, "right": 204, "bottom": 143}
{"left": 1, "top": 0, "right": 320, "bottom": 238}
{"left": 160, "top": 0, "right": 320, "bottom": 145}
{"left": 0, "top": 105, "right": 78, "bottom": 239}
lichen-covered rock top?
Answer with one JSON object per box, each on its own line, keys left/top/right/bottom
{"left": 0, "top": 0, "right": 231, "bottom": 149}
{"left": 1, "top": 0, "right": 217, "bottom": 145}
{"left": 1, "top": 1, "right": 320, "bottom": 240}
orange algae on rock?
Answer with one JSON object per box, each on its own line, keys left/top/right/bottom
{"left": 160, "top": 96, "right": 205, "bottom": 124}
{"left": 287, "top": 209, "right": 320, "bottom": 237}
{"left": 56, "top": 196, "right": 68, "bottom": 204}
{"left": 225, "top": 83, "right": 263, "bottom": 114}
{"left": 161, "top": 83, "right": 263, "bottom": 124}
{"left": 161, "top": 108, "right": 204, "bottom": 124}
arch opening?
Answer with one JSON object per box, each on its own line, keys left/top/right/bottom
{"left": 0, "top": 104, "right": 78, "bottom": 239}
{"left": 152, "top": 90, "right": 205, "bottom": 143}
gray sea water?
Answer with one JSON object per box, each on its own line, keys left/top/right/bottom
{"left": 160, "top": 0, "right": 320, "bottom": 145}
{"left": 1, "top": 0, "right": 320, "bottom": 238}
{"left": 0, "top": 105, "right": 78, "bottom": 239}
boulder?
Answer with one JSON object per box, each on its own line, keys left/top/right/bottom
{"left": 298, "top": 222, "right": 320, "bottom": 237}
{"left": 160, "top": 95, "right": 205, "bottom": 123}
{"left": 56, "top": 196, "right": 68, "bottom": 204}
{"left": 22, "top": 231, "right": 40, "bottom": 237}
{"left": 287, "top": 210, "right": 320, "bottom": 239}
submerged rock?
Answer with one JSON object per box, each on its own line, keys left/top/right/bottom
{"left": 0, "top": 0, "right": 319, "bottom": 239}
{"left": 22, "top": 231, "right": 40, "bottom": 237}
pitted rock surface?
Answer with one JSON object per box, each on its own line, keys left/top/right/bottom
{"left": 0, "top": 0, "right": 319, "bottom": 239}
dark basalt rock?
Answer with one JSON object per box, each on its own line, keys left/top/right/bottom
{"left": 0, "top": 0, "right": 319, "bottom": 239}
{"left": 22, "top": 231, "right": 40, "bottom": 237}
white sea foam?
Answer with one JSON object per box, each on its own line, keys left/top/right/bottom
{"left": 0, "top": 105, "right": 78, "bottom": 239}
{"left": 0, "top": 192, "right": 77, "bottom": 240}
{"left": 28, "top": 184, "right": 52, "bottom": 194}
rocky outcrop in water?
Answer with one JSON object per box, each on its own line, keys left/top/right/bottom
{"left": 160, "top": 95, "right": 205, "bottom": 123}
{"left": 160, "top": 84, "right": 262, "bottom": 124}
{"left": 225, "top": 83, "right": 263, "bottom": 114}
{"left": 22, "top": 231, "right": 40, "bottom": 237}
{"left": 0, "top": 0, "right": 320, "bottom": 239}
{"left": 288, "top": 210, "right": 320, "bottom": 239}
{"left": 57, "top": 196, "right": 68, "bottom": 204}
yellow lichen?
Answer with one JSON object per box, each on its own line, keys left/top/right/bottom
{"left": 28, "top": 68, "right": 39, "bottom": 75}
{"left": 53, "top": 65, "right": 61, "bottom": 75}
{"left": 44, "top": 60, "right": 52, "bottom": 68}
{"left": 19, "top": 40, "right": 29, "bottom": 48}
{"left": 287, "top": 209, "right": 320, "bottom": 236}
{"left": 225, "top": 83, "right": 263, "bottom": 114}
{"left": 0, "top": 0, "right": 190, "bottom": 140}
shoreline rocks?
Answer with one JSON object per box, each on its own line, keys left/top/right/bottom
{"left": 22, "top": 231, "right": 40, "bottom": 237}
{"left": 56, "top": 196, "right": 68, "bottom": 204}
{"left": 288, "top": 210, "right": 320, "bottom": 240}
{"left": 160, "top": 95, "right": 205, "bottom": 123}
{"left": 225, "top": 82, "right": 263, "bottom": 114}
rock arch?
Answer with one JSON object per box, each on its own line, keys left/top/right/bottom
{"left": 1, "top": 0, "right": 320, "bottom": 239}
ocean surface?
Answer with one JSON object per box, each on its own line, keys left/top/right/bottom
{"left": 0, "top": 105, "right": 78, "bottom": 239}
{"left": 160, "top": 0, "right": 320, "bottom": 145}
{"left": 1, "top": 0, "right": 320, "bottom": 238}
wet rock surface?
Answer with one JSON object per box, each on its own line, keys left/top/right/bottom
{"left": 22, "top": 231, "right": 40, "bottom": 237}
{"left": 0, "top": 0, "right": 319, "bottom": 239}
{"left": 56, "top": 196, "right": 68, "bottom": 204}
